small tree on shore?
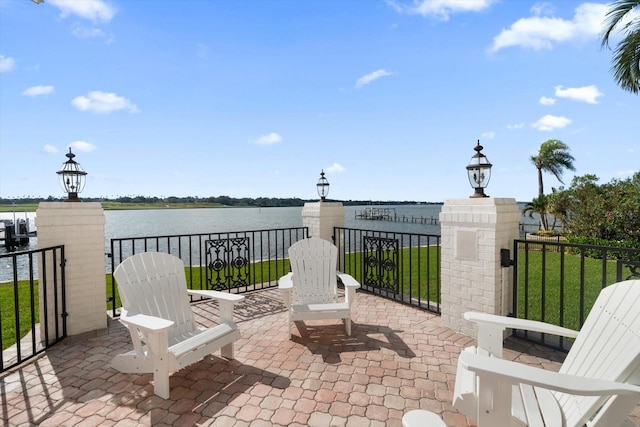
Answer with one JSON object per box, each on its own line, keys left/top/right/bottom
{"left": 523, "top": 195, "right": 550, "bottom": 231}
{"left": 564, "top": 172, "right": 640, "bottom": 245}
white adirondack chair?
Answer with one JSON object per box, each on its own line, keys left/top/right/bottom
{"left": 111, "top": 252, "right": 245, "bottom": 399}
{"left": 278, "top": 237, "right": 360, "bottom": 339}
{"left": 451, "top": 279, "right": 640, "bottom": 427}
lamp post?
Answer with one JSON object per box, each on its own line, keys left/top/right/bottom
{"left": 316, "top": 170, "right": 330, "bottom": 201}
{"left": 466, "top": 140, "right": 492, "bottom": 198}
{"left": 57, "top": 148, "right": 87, "bottom": 202}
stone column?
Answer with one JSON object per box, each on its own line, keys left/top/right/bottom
{"left": 439, "top": 198, "right": 520, "bottom": 337}
{"left": 301, "top": 201, "right": 345, "bottom": 243}
{"left": 35, "top": 202, "right": 106, "bottom": 340}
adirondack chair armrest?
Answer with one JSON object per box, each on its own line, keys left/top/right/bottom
{"left": 337, "top": 273, "right": 360, "bottom": 305}
{"left": 278, "top": 272, "right": 293, "bottom": 290}
{"left": 464, "top": 312, "right": 579, "bottom": 358}
{"left": 460, "top": 351, "right": 640, "bottom": 397}
{"left": 337, "top": 273, "right": 361, "bottom": 288}
{"left": 465, "top": 312, "right": 579, "bottom": 338}
{"left": 187, "top": 290, "right": 245, "bottom": 324}
{"left": 120, "top": 313, "right": 175, "bottom": 334}
{"left": 187, "top": 289, "right": 245, "bottom": 303}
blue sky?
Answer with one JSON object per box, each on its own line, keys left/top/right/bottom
{"left": 0, "top": 0, "right": 638, "bottom": 203}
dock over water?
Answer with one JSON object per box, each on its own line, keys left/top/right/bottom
{"left": 355, "top": 207, "right": 439, "bottom": 225}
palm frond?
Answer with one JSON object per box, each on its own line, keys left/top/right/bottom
{"left": 601, "top": 0, "right": 640, "bottom": 47}
{"left": 611, "top": 28, "right": 640, "bottom": 93}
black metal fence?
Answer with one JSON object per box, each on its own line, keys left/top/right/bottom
{"left": 0, "top": 245, "right": 66, "bottom": 373}
{"left": 108, "top": 227, "right": 308, "bottom": 317}
{"left": 334, "top": 227, "right": 441, "bottom": 314}
{"left": 511, "top": 238, "right": 640, "bottom": 351}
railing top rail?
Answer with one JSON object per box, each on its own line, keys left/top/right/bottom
{"left": 0, "top": 244, "right": 65, "bottom": 259}
{"left": 335, "top": 227, "right": 440, "bottom": 239}
{"left": 516, "top": 238, "right": 639, "bottom": 252}
{"left": 110, "top": 226, "right": 308, "bottom": 242}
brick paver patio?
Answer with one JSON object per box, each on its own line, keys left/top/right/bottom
{"left": 2, "top": 289, "right": 638, "bottom": 426}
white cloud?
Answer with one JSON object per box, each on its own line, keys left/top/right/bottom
{"left": 22, "top": 85, "right": 55, "bottom": 97}
{"left": 507, "top": 123, "right": 525, "bottom": 130}
{"left": 539, "top": 96, "right": 556, "bottom": 105}
{"left": 254, "top": 132, "right": 282, "bottom": 146}
{"left": 69, "top": 141, "right": 97, "bottom": 152}
{"left": 554, "top": 84, "right": 603, "bottom": 104}
{"left": 71, "top": 24, "right": 108, "bottom": 40}
{"left": 531, "top": 114, "right": 571, "bottom": 131}
{"left": 481, "top": 131, "right": 495, "bottom": 139}
{"left": 326, "top": 163, "right": 346, "bottom": 173}
{"left": 489, "top": 3, "right": 607, "bottom": 52}
{"left": 71, "top": 91, "right": 138, "bottom": 113}
{"left": 388, "top": 0, "right": 496, "bottom": 21}
{"left": 0, "top": 54, "right": 16, "bottom": 72}
{"left": 355, "top": 69, "right": 393, "bottom": 89}
{"left": 530, "top": 2, "right": 556, "bottom": 17}
{"left": 44, "top": 144, "right": 58, "bottom": 154}
{"left": 48, "top": 0, "right": 116, "bottom": 23}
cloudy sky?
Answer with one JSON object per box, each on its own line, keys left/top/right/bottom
{"left": 0, "top": 0, "right": 638, "bottom": 202}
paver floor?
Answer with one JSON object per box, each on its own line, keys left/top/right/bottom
{"left": 2, "top": 289, "right": 638, "bottom": 426}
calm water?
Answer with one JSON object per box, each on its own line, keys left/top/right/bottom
{"left": 1, "top": 203, "right": 536, "bottom": 281}
{"left": 103, "top": 204, "right": 443, "bottom": 240}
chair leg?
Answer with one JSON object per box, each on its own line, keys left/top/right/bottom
{"left": 345, "top": 318, "right": 352, "bottom": 336}
{"left": 289, "top": 310, "right": 294, "bottom": 339}
{"left": 148, "top": 330, "right": 171, "bottom": 399}
{"left": 221, "top": 342, "right": 234, "bottom": 359}
{"left": 153, "top": 361, "right": 170, "bottom": 399}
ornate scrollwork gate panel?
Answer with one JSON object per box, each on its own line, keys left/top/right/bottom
{"left": 206, "top": 238, "right": 250, "bottom": 291}
{"left": 363, "top": 236, "right": 399, "bottom": 293}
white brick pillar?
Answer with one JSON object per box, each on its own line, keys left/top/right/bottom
{"left": 301, "top": 201, "right": 344, "bottom": 243}
{"left": 35, "top": 202, "right": 107, "bottom": 339}
{"left": 439, "top": 198, "right": 520, "bottom": 337}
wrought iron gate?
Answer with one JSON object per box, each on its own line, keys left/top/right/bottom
{"left": 206, "top": 238, "right": 250, "bottom": 290}
{"left": 363, "top": 236, "right": 399, "bottom": 294}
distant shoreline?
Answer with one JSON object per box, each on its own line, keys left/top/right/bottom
{"left": 0, "top": 200, "right": 445, "bottom": 213}
{"left": 0, "top": 199, "right": 444, "bottom": 212}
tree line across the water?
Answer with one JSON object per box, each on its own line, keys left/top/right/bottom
{"left": 0, "top": 195, "right": 435, "bottom": 210}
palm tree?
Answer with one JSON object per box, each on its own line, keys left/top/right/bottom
{"left": 547, "top": 187, "right": 571, "bottom": 230}
{"left": 523, "top": 195, "right": 550, "bottom": 231}
{"left": 530, "top": 139, "right": 576, "bottom": 197}
{"left": 600, "top": 0, "right": 640, "bottom": 94}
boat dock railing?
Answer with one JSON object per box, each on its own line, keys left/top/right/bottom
{"left": 355, "top": 207, "right": 438, "bottom": 225}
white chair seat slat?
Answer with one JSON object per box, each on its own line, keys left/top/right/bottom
{"left": 519, "top": 384, "right": 544, "bottom": 427}
{"left": 170, "top": 323, "right": 236, "bottom": 358}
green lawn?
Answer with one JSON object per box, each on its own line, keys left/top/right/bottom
{"left": 340, "top": 246, "right": 441, "bottom": 302}
{"left": 0, "top": 281, "right": 39, "bottom": 350}
{"left": 515, "top": 249, "right": 622, "bottom": 331}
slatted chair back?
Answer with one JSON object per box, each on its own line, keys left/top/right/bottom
{"left": 556, "top": 279, "right": 640, "bottom": 426}
{"left": 288, "top": 237, "right": 338, "bottom": 305}
{"left": 114, "top": 251, "right": 196, "bottom": 345}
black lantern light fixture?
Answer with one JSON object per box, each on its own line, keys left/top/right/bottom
{"left": 316, "top": 170, "right": 330, "bottom": 201}
{"left": 466, "top": 140, "right": 492, "bottom": 198}
{"left": 57, "top": 148, "right": 87, "bottom": 202}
